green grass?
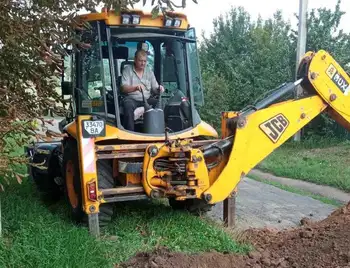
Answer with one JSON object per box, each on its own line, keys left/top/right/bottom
{"left": 0, "top": 173, "right": 251, "bottom": 268}
{"left": 248, "top": 174, "right": 343, "bottom": 207}
{"left": 258, "top": 138, "right": 350, "bottom": 192}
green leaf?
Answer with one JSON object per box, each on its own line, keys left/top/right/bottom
{"left": 151, "top": 5, "right": 160, "bottom": 19}
{"left": 114, "top": 4, "right": 121, "bottom": 15}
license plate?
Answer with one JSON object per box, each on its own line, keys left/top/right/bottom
{"left": 82, "top": 120, "right": 106, "bottom": 138}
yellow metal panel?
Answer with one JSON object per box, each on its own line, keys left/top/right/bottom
{"left": 78, "top": 10, "right": 189, "bottom": 30}
{"left": 204, "top": 95, "right": 327, "bottom": 204}
{"left": 306, "top": 50, "right": 350, "bottom": 129}
{"left": 92, "top": 120, "right": 218, "bottom": 142}
{"left": 64, "top": 120, "right": 77, "bottom": 139}
{"left": 75, "top": 115, "right": 101, "bottom": 214}
{"left": 127, "top": 173, "right": 141, "bottom": 185}
{"left": 206, "top": 111, "right": 238, "bottom": 186}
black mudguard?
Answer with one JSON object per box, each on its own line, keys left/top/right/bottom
{"left": 25, "top": 141, "right": 63, "bottom": 199}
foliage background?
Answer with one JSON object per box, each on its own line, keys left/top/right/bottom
{"left": 198, "top": 0, "right": 350, "bottom": 139}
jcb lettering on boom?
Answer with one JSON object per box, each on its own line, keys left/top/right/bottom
{"left": 326, "top": 64, "right": 349, "bottom": 93}
{"left": 259, "top": 114, "right": 289, "bottom": 143}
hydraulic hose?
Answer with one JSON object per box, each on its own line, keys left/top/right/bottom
{"left": 201, "top": 137, "right": 233, "bottom": 159}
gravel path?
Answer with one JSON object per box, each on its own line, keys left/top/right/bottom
{"left": 206, "top": 177, "right": 337, "bottom": 230}
{"left": 249, "top": 169, "right": 350, "bottom": 204}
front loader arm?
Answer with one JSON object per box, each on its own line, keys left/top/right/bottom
{"left": 202, "top": 50, "right": 350, "bottom": 204}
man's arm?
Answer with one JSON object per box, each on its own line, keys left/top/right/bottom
{"left": 121, "top": 66, "right": 138, "bottom": 93}
{"left": 150, "top": 70, "right": 160, "bottom": 94}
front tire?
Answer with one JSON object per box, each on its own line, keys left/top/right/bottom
{"left": 62, "top": 139, "right": 115, "bottom": 227}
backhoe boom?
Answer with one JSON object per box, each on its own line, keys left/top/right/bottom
{"left": 202, "top": 50, "right": 350, "bottom": 204}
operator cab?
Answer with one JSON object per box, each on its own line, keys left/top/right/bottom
{"left": 61, "top": 10, "right": 205, "bottom": 136}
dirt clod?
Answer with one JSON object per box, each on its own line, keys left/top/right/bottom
{"left": 120, "top": 202, "right": 350, "bottom": 268}
{"left": 300, "top": 217, "right": 313, "bottom": 226}
{"left": 248, "top": 251, "right": 262, "bottom": 260}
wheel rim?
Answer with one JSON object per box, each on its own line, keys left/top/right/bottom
{"left": 66, "top": 160, "right": 78, "bottom": 208}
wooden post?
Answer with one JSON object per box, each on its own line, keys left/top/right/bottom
{"left": 223, "top": 189, "right": 236, "bottom": 228}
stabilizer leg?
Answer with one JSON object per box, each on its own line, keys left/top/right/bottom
{"left": 88, "top": 213, "right": 100, "bottom": 237}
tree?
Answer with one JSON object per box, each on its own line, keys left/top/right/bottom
{"left": 198, "top": 1, "right": 350, "bottom": 139}
{"left": 199, "top": 7, "right": 294, "bottom": 125}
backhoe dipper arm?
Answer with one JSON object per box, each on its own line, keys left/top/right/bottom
{"left": 202, "top": 50, "right": 350, "bottom": 204}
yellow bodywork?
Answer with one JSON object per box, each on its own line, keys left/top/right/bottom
{"left": 75, "top": 115, "right": 101, "bottom": 214}
{"left": 78, "top": 8, "right": 189, "bottom": 29}
{"left": 203, "top": 95, "right": 327, "bottom": 203}
{"left": 142, "top": 140, "right": 210, "bottom": 200}
{"left": 65, "top": 116, "right": 218, "bottom": 214}
{"left": 65, "top": 120, "right": 218, "bottom": 141}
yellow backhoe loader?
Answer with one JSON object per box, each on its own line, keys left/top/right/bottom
{"left": 26, "top": 8, "right": 350, "bottom": 236}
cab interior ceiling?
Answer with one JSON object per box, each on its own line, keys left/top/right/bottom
{"left": 111, "top": 32, "right": 196, "bottom": 43}
{"left": 109, "top": 25, "right": 188, "bottom": 36}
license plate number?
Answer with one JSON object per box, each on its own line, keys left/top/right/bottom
{"left": 82, "top": 120, "right": 106, "bottom": 138}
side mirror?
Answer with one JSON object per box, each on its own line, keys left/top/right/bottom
{"left": 62, "top": 81, "right": 73, "bottom": 95}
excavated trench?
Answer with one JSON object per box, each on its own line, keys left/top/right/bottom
{"left": 119, "top": 202, "right": 350, "bottom": 268}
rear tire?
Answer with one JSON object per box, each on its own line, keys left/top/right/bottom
{"left": 30, "top": 149, "right": 62, "bottom": 203}
{"left": 168, "top": 198, "right": 214, "bottom": 215}
{"left": 62, "top": 139, "right": 115, "bottom": 227}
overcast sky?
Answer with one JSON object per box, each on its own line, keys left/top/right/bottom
{"left": 132, "top": 0, "right": 350, "bottom": 38}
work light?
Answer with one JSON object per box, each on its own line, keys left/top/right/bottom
{"left": 174, "top": 19, "right": 182, "bottom": 27}
{"left": 132, "top": 15, "right": 140, "bottom": 24}
{"left": 164, "top": 18, "right": 173, "bottom": 27}
{"left": 121, "top": 14, "right": 131, "bottom": 24}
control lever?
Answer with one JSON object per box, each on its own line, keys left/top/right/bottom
{"left": 140, "top": 88, "right": 152, "bottom": 111}
{"left": 156, "top": 85, "right": 163, "bottom": 110}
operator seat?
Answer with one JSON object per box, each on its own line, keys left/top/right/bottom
{"left": 118, "top": 59, "right": 145, "bottom": 128}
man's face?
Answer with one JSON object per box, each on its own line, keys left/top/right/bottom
{"left": 135, "top": 54, "right": 147, "bottom": 70}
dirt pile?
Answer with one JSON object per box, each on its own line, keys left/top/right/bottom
{"left": 118, "top": 202, "right": 350, "bottom": 268}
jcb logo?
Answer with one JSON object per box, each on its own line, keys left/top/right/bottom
{"left": 259, "top": 114, "right": 289, "bottom": 143}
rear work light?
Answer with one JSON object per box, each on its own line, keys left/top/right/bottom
{"left": 164, "top": 18, "right": 173, "bottom": 27}
{"left": 121, "top": 14, "right": 131, "bottom": 24}
{"left": 87, "top": 181, "right": 97, "bottom": 201}
{"left": 132, "top": 15, "right": 140, "bottom": 24}
{"left": 164, "top": 17, "right": 182, "bottom": 27}
{"left": 174, "top": 19, "right": 182, "bottom": 27}
{"left": 121, "top": 14, "right": 141, "bottom": 25}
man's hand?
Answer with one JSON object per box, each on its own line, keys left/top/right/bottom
{"left": 159, "top": 85, "right": 165, "bottom": 94}
{"left": 135, "top": 84, "right": 145, "bottom": 92}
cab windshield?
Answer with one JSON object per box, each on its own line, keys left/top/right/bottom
{"left": 73, "top": 22, "right": 204, "bottom": 133}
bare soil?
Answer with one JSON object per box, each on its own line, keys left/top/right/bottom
{"left": 118, "top": 202, "right": 350, "bottom": 268}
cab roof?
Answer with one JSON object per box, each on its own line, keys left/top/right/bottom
{"left": 77, "top": 8, "right": 189, "bottom": 30}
